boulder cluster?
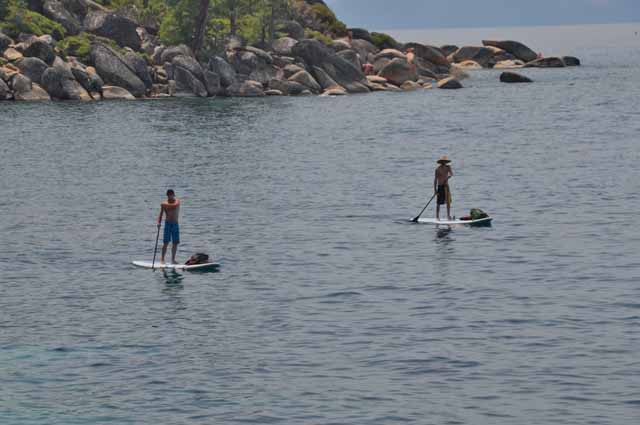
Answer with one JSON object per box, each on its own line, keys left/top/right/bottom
{"left": 0, "top": 4, "right": 581, "bottom": 102}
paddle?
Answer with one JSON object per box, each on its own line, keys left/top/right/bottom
{"left": 412, "top": 176, "right": 451, "bottom": 223}
{"left": 151, "top": 223, "right": 161, "bottom": 269}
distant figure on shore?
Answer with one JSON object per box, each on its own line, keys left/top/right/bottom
{"left": 406, "top": 47, "right": 417, "bottom": 73}
{"left": 362, "top": 62, "right": 374, "bottom": 75}
{"left": 537, "top": 52, "right": 544, "bottom": 59}
{"left": 434, "top": 156, "right": 453, "bottom": 221}
{"left": 158, "top": 189, "right": 180, "bottom": 264}
{"left": 347, "top": 30, "right": 353, "bottom": 44}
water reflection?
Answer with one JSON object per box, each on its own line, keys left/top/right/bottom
{"left": 160, "top": 269, "right": 184, "bottom": 291}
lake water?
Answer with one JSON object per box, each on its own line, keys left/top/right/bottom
{"left": 1, "top": 24, "right": 639, "bottom": 425}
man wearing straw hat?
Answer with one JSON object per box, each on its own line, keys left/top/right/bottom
{"left": 434, "top": 155, "right": 453, "bottom": 220}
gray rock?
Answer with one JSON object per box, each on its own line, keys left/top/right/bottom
{"left": 152, "top": 46, "right": 165, "bottom": 65}
{"left": 227, "top": 49, "right": 258, "bottom": 76}
{"left": 331, "top": 39, "right": 351, "bottom": 52}
{"left": 124, "top": 52, "right": 152, "bottom": 90}
{"left": 268, "top": 79, "right": 307, "bottom": 96}
{"left": 15, "top": 82, "right": 51, "bottom": 101}
{"left": 311, "top": 66, "right": 339, "bottom": 90}
{"left": 283, "top": 64, "right": 305, "bottom": 79}
{"left": 500, "top": 71, "right": 533, "bottom": 83}
{"left": 563, "top": 56, "right": 581, "bottom": 66}
{"left": 173, "top": 65, "right": 207, "bottom": 97}
{"left": 404, "top": 42, "right": 448, "bottom": 66}
{"left": 84, "top": 11, "right": 141, "bottom": 51}
{"left": 482, "top": 40, "right": 537, "bottom": 63}
{"left": 160, "top": 44, "right": 193, "bottom": 64}
{"left": 225, "top": 80, "right": 264, "bottom": 97}
{"left": 23, "top": 39, "right": 55, "bottom": 65}
{"left": 378, "top": 57, "right": 416, "bottom": 86}
{"left": 277, "top": 21, "right": 304, "bottom": 40}
{"left": 43, "top": 0, "right": 82, "bottom": 35}
{"left": 0, "top": 78, "right": 12, "bottom": 100}
{"left": 208, "top": 56, "right": 236, "bottom": 88}
{"left": 246, "top": 46, "right": 273, "bottom": 64}
{"left": 350, "top": 39, "right": 378, "bottom": 65}
{"left": 438, "top": 77, "right": 463, "bottom": 89}
{"left": 374, "top": 49, "right": 406, "bottom": 62}
{"left": 102, "top": 85, "right": 135, "bottom": 100}
{"left": 41, "top": 58, "right": 86, "bottom": 99}
{"left": 249, "top": 64, "right": 280, "bottom": 85}
{"left": 291, "top": 39, "right": 369, "bottom": 94}
{"left": 10, "top": 73, "right": 32, "bottom": 94}
{"left": 272, "top": 55, "right": 295, "bottom": 68}
{"left": 90, "top": 42, "right": 146, "bottom": 97}
{"left": 272, "top": 37, "right": 298, "bottom": 56}
{"left": 203, "top": 70, "right": 220, "bottom": 96}
{"left": 440, "top": 45, "right": 458, "bottom": 56}
{"left": 449, "top": 46, "right": 496, "bottom": 67}
{"left": 0, "top": 32, "right": 12, "bottom": 52}
{"left": 372, "top": 57, "right": 391, "bottom": 74}
{"left": 163, "top": 62, "right": 174, "bottom": 80}
{"left": 525, "top": 57, "right": 566, "bottom": 68}
{"left": 171, "top": 55, "right": 205, "bottom": 85}
{"left": 15, "top": 57, "right": 48, "bottom": 84}
{"left": 288, "top": 70, "right": 321, "bottom": 93}
{"left": 337, "top": 49, "right": 362, "bottom": 72}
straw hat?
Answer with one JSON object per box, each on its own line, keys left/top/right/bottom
{"left": 437, "top": 155, "right": 451, "bottom": 164}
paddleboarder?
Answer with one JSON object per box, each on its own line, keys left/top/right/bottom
{"left": 434, "top": 156, "right": 453, "bottom": 221}
{"left": 158, "top": 189, "right": 180, "bottom": 264}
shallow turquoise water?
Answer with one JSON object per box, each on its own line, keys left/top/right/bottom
{"left": 1, "top": 24, "right": 639, "bottom": 424}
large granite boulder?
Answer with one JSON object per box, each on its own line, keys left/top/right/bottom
{"left": 311, "top": 65, "right": 339, "bottom": 90}
{"left": 4, "top": 48, "right": 23, "bottom": 61}
{"left": 124, "top": 52, "right": 152, "bottom": 90}
{"left": 350, "top": 39, "right": 378, "bottom": 65}
{"left": 245, "top": 46, "right": 273, "bottom": 64}
{"left": 23, "top": 39, "right": 55, "bottom": 65}
{"left": 440, "top": 45, "right": 458, "bottom": 56}
{"left": 331, "top": 39, "right": 351, "bottom": 52}
{"left": 378, "top": 58, "right": 416, "bottom": 86}
{"left": 525, "top": 57, "right": 565, "bottom": 68}
{"left": 277, "top": 21, "right": 305, "bottom": 40}
{"left": 203, "top": 70, "right": 221, "bottom": 96}
{"left": 15, "top": 57, "right": 48, "bottom": 84}
{"left": 160, "top": 44, "right": 193, "bottom": 64}
{"left": 404, "top": 42, "right": 448, "bottom": 66}
{"left": 249, "top": 64, "right": 280, "bottom": 85}
{"left": 41, "top": 57, "right": 87, "bottom": 99}
{"left": 173, "top": 65, "right": 207, "bottom": 97}
{"left": 374, "top": 49, "right": 406, "bottom": 61}
{"left": 70, "top": 61, "right": 104, "bottom": 97}
{"left": 0, "top": 78, "right": 11, "bottom": 100}
{"left": 448, "top": 46, "right": 496, "bottom": 67}
{"left": 84, "top": 11, "right": 142, "bottom": 51}
{"left": 15, "top": 82, "right": 51, "bottom": 101}
{"left": 288, "top": 70, "right": 321, "bottom": 93}
{"left": 272, "top": 37, "right": 298, "bottom": 56}
{"left": 0, "top": 32, "right": 13, "bottom": 52}
{"left": 226, "top": 49, "right": 258, "bottom": 76}
{"left": 500, "top": 71, "right": 533, "bottom": 83}
{"left": 283, "top": 64, "right": 305, "bottom": 78}
{"left": 90, "top": 42, "right": 146, "bottom": 96}
{"left": 43, "top": 0, "right": 82, "bottom": 35}
{"left": 172, "top": 55, "right": 205, "bottom": 85}
{"left": 225, "top": 79, "right": 264, "bottom": 97}
{"left": 337, "top": 49, "right": 361, "bottom": 71}
{"left": 292, "top": 38, "right": 369, "bottom": 93}
{"left": 482, "top": 40, "right": 537, "bottom": 63}
{"left": 208, "top": 56, "right": 236, "bottom": 87}
{"left": 268, "top": 79, "right": 306, "bottom": 96}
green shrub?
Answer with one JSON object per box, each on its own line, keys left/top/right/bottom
{"left": 58, "top": 33, "right": 92, "bottom": 62}
{"left": 1, "top": 7, "right": 66, "bottom": 40}
{"left": 310, "top": 3, "right": 337, "bottom": 23}
{"left": 304, "top": 29, "right": 331, "bottom": 46}
{"left": 371, "top": 32, "right": 399, "bottom": 50}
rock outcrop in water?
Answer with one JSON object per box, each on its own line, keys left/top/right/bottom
{"left": 0, "top": 1, "right": 582, "bottom": 102}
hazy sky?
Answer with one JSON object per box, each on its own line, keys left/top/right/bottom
{"left": 324, "top": 0, "right": 640, "bottom": 30}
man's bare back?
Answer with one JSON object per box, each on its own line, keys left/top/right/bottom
{"left": 435, "top": 165, "right": 452, "bottom": 186}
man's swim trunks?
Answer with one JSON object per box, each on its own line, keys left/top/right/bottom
{"left": 163, "top": 221, "right": 180, "bottom": 244}
{"left": 436, "top": 184, "right": 451, "bottom": 205}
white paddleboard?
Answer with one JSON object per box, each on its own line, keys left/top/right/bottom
{"left": 132, "top": 261, "right": 219, "bottom": 270}
{"left": 417, "top": 216, "right": 492, "bottom": 226}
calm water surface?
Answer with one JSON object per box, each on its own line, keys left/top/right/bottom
{"left": 1, "top": 24, "right": 639, "bottom": 425}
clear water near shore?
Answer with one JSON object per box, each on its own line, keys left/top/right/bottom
{"left": 1, "top": 23, "right": 639, "bottom": 425}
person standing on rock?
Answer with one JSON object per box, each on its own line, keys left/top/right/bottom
{"left": 406, "top": 47, "right": 417, "bottom": 74}
{"left": 434, "top": 156, "right": 453, "bottom": 221}
{"left": 158, "top": 189, "right": 180, "bottom": 264}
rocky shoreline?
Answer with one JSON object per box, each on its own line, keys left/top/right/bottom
{"left": 0, "top": 1, "right": 581, "bottom": 102}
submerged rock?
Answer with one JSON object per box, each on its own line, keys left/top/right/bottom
{"left": 437, "top": 77, "right": 463, "bottom": 89}
{"left": 500, "top": 71, "right": 533, "bottom": 83}
{"left": 563, "top": 56, "right": 581, "bottom": 66}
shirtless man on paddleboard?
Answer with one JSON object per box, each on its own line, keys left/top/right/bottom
{"left": 434, "top": 156, "right": 453, "bottom": 220}
{"left": 158, "top": 189, "right": 180, "bottom": 264}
